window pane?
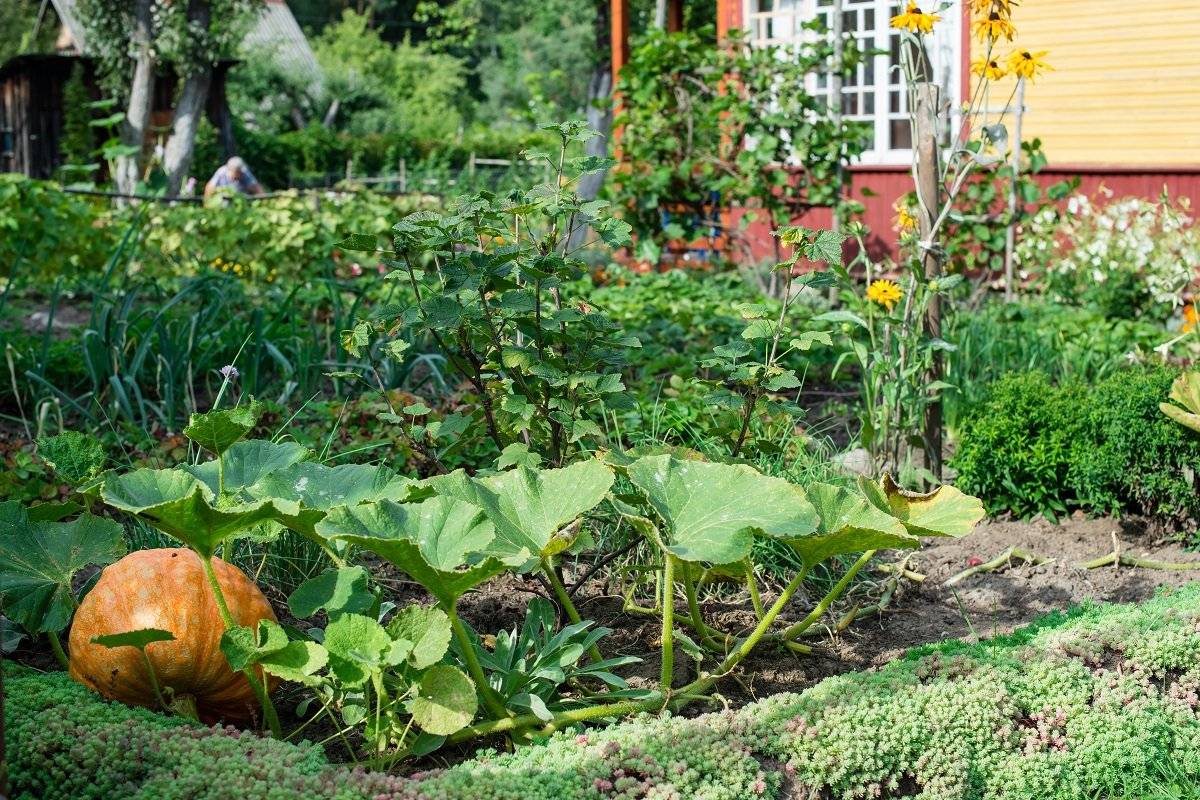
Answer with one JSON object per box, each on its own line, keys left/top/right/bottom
{"left": 890, "top": 119, "right": 912, "bottom": 149}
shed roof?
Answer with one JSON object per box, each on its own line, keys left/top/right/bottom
{"left": 48, "top": 0, "right": 322, "bottom": 86}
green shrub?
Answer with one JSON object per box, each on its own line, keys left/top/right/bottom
{"left": 8, "top": 585, "right": 1200, "bottom": 799}
{"left": 953, "top": 366, "right": 1200, "bottom": 522}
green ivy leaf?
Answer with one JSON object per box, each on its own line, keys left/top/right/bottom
{"left": 411, "top": 665, "right": 477, "bottom": 735}
{"left": 288, "top": 566, "right": 375, "bottom": 619}
{"left": 36, "top": 431, "right": 106, "bottom": 485}
{"left": 625, "top": 455, "right": 818, "bottom": 565}
{"left": 0, "top": 503, "right": 125, "bottom": 633}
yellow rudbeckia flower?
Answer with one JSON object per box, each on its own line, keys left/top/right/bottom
{"left": 866, "top": 279, "right": 903, "bottom": 311}
{"left": 890, "top": 3, "right": 940, "bottom": 34}
{"left": 974, "top": 12, "right": 1017, "bottom": 41}
{"left": 1007, "top": 49, "right": 1052, "bottom": 81}
{"left": 971, "top": 58, "right": 1007, "bottom": 81}
{"left": 894, "top": 203, "right": 918, "bottom": 233}
{"left": 970, "top": 0, "right": 1017, "bottom": 16}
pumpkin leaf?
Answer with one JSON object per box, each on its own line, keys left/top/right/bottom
{"left": 410, "top": 665, "right": 477, "bottom": 735}
{"left": 323, "top": 613, "right": 393, "bottom": 687}
{"left": 220, "top": 619, "right": 290, "bottom": 671}
{"left": 0, "top": 502, "right": 125, "bottom": 633}
{"left": 781, "top": 483, "right": 920, "bottom": 567}
{"left": 249, "top": 461, "right": 415, "bottom": 539}
{"left": 36, "top": 431, "right": 106, "bottom": 486}
{"left": 259, "top": 640, "right": 328, "bottom": 685}
{"left": 318, "top": 497, "right": 505, "bottom": 606}
{"left": 427, "top": 460, "right": 614, "bottom": 563}
{"left": 184, "top": 440, "right": 310, "bottom": 494}
{"left": 92, "top": 628, "right": 175, "bottom": 651}
{"left": 183, "top": 405, "right": 259, "bottom": 456}
{"left": 625, "top": 455, "right": 818, "bottom": 565}
{"left": 102, "top": 468, "right": 280, "bottom": 557}
{"left": 288, "top": 566, "right": 375, "bottom": 619}
{"left": 387, "top": 605, "right": 453, "bottom": 669}
{"left": 863, "top": 475, "right": 985, "bottom": 538}
{"left": 1161, "top": 371, "right": 1200, "bottom": 434}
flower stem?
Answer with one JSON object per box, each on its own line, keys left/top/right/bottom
{"left": 200, "top": 553, "right": 282, "bottom": 737}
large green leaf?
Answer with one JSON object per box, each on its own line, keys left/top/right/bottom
{"left": 184, "top": 440, "right": 310, "bottom": 494}
{"left": 862, "top": 475, "right": 985, "bottom": 538}
{"left": 221, "top": 619, "right": 328, "bottom": 686}
{"left": 288, "top": 566, "right": 375, "bottom": 619}
{"left": 0, "top": 502, "right": 125, "bottom": 633}
{"left": 625, "top": 455, "right": 818, "bottom": 565}
{"left": 323, "top": 612, "right": 399, "bottom": 687}
{"left": 92, "top": 628, "right": 175, "bottom": 651}
{"left": 1161, "top": 371, "right": 1200, "bottom": 434}
{"left": 784, "top": 483, "right": 920, "bottom": 567}
{"left": 101, "top": 468, "right": 279, "bottom": 557}
{"left": 36, "top": 431, "right": 106, "bottom": 486}
{"left": 387, "top": 605, "right": 452, "bottom": 669}
{"left": 250, "top": 461, "right": 415, "bottom": 537}
{"left": 427, "top": 460, "right": 614, "bottom": 563}
{"left": 410, "top": 665, "right": 477, "bottom": 735}
{"left": 318, "top": 497, "right": 505, "bottom": 606}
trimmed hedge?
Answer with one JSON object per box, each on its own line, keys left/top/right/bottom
{"left": 7, "top": 584, "right": 1200, "bottom": 799}
{"left": 953, "top": 366, "right": 1200, "bottom": 522}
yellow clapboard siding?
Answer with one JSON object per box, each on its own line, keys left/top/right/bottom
{"left": 970, "top": 0, "right": 1200, "bottom": 166}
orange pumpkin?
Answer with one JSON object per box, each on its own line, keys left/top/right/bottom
{"left": 68, "top": 547, "right": 277, "bottom": 722}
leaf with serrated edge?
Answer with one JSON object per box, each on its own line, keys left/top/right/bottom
{"left": 318, "top": 497, "right": 505, "bottom": 606}
{"left": 387, "top": 605, "right": 452, "bottom": 669}
{"left": 184, "top": 406, "right": 257, "bottom": 456}
{"left": 288, "top": 566, "right": 375, "bottom": 619}
{"left": 427, "top": 460, "right": 613, "bottom": 563}
{"left": 260, "top": 641, "right": 328, "bottom": 685}
{"left": 0, "top": 502, "right": 125, "bottom": 633}
{"left": 184, "top": 440, "right": 310, "bottom": 494}
{"left": 867, "top": 475, "right": 985, "bottom": 538}
{"left": 322, "top": 613, "right": 392, "bottom": 687}
{"left": 784, "top": 483, "right": 920, "bottom": 567}
{"left": 411, "top": 665, "right": 477, "bottom": 735}
{"left": 626, "top": 455, "right": 817, "bottom": 565}
{"left": 102, "top": 468, "right": 280, "bottom": 557}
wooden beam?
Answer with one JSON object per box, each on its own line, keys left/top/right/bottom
{"left": 716, "top": 0, "right": 741, "bottom": 39}
{"left": 667, "top": 0, "right": 683, "bottom": 32}
{"left": 611, "top": 0, "right": 630, "bottom": 86}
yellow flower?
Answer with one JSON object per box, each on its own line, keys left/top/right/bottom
{"left": 894, "top": 202, "right": 918, "bottom": 233}
{"left": 971, "top": 57, "right": 1007, "bottom": 81}
{"left": 866, "top": 279, "right": 903, "bottom": 311}
{"left": 970, "top": 0, "right": 1017, "bottom": 16}
{"left": 1006, "top": 48, "right": 1052, "bottom": 80}
{"left": 973, "top": 11, "right": 1017, "bottom": 41}
{"left": 890, "top": 3, "right": 940, "bottom": 34}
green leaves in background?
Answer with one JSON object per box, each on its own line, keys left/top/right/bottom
{"left": 427, "top": 460, "right": 614, "bottom": 563}
{"left": 183, "top": 405, "right": 258, "bottom": 456}
{"left": 1161, "top": 371, "right": 1200, "bottom": 434}
{"left": 625, "top": 455, "right": 817, "bottom": 565}
{"left": 0, "top": 502, "right": 125, "bottom": 633}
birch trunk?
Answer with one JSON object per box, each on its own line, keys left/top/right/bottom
{"left": 163, "top": 0, "right": 214, "bottom": 195}
{"left": 115, "top": 0, "right": 155, "bottom": 196}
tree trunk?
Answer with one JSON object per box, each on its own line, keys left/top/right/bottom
{"left": 567, "top": 0, "right": 614, "bottom": 250}
{"left": 163, "top": 0, "right": 214, "bottom": 195}
{"left": 115, "top": 0, "right": 155, "bottom": 196}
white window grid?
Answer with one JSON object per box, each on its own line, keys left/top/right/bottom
{"left": 743, "top": 0, "right": 962, "bottom": 166}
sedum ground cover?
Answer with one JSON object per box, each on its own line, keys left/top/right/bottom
{"left": 8, "top": 583, "right": 1200, "bottom": 800}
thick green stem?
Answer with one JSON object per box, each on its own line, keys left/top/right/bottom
{"left": 447, "top": 607, "right": 510, "bottom": 720}
{"left": 681, "top": 569, "right": 728, "bottom": 647}
{"left": 778, "top": 551, "right": 876, "bottom": 642}
{"left": 447, "top": 694, "right": 664, "bottom": 745}
{"left": 744, "top": 561, "right": 765, "bottom": 621}
{"left": 201, "top": 554, "right": 282, "bottom": 737}
{"left": 660, "top": 555, "right": 675, "bottom": 691}
{"left": 47, "top": 630, "right": 69, "bottom": 670}
{"left": 542, "top": 558, "right": 603, "bottom": 663}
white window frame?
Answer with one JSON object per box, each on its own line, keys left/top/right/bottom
{"left": 743, "top": 0, "right": 963, "bottom": 166}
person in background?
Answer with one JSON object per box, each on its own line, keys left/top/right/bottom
{"left": 204, "top": 156, "right": 264, "bottom": 199}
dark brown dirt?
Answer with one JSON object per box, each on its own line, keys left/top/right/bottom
{"left": 440, "top": 514, "right": 1200, "bottom": 709}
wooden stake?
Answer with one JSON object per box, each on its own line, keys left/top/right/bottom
{"left": 914, "top": 82, "right": 943, "bottom": 481}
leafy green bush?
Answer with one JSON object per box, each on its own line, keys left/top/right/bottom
{"left": 946, "top": 299, "right": 1168, "bottom": 428}
{"left": 8, "top": 584, "right": 1200, "bottom": 799}
{"left": 953, "top": 367, "right": 1200, "bottom": 522}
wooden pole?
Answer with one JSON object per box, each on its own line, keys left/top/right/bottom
{"left": 666, "top": 0, "right": 683, "bottom": 32}
{"left": 1003, "top": 76, "right": 1026, "bottom": 302}
{"left": 611, "top": 0, "right": 630, "bottom": 87}
{"left": 914, "top": 82, "right": 943, "bottom": 481}
{"left": 827, "top": 0, "right": 845, "bottom": 302}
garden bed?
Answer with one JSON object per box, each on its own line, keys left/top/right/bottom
{"left": 8, "top": 580, "right": 1200, "bottom": 799}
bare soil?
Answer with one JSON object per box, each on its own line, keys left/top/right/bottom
{"left": 447, "top": 514, "right": 1200, "bottom": 708}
